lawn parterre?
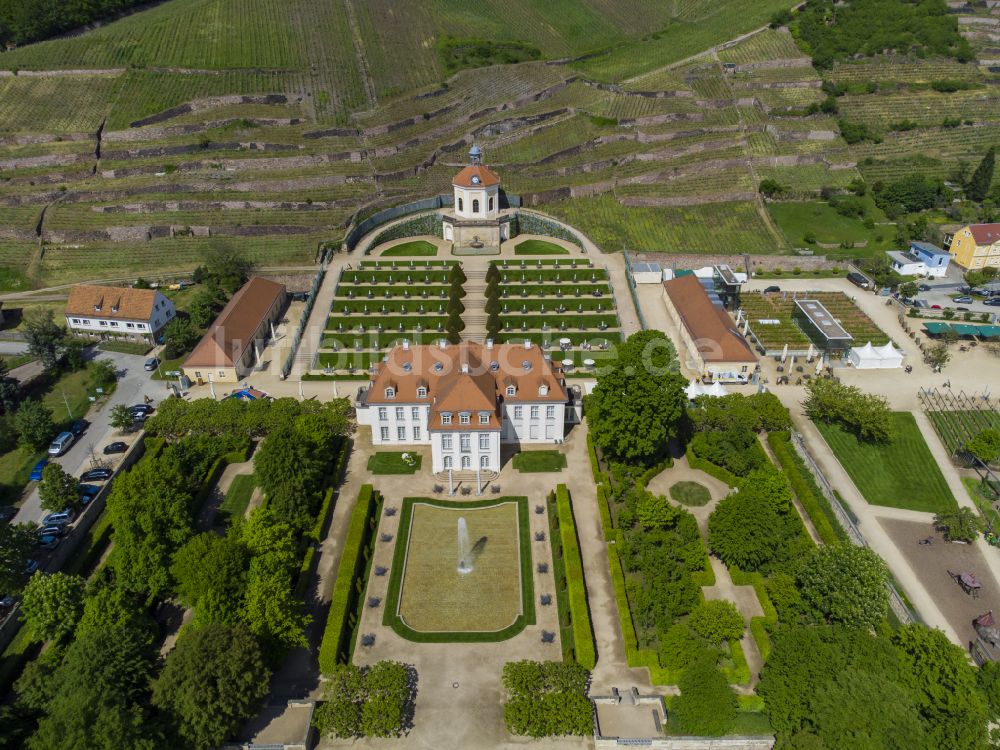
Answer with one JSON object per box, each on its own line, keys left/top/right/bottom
{"left": 513, "top": 451, "right": 567, "bottom": 473}
{"left": 514, "top": 239, "right": 569, "bottom": 255}
{"left": 367, "top": 451, "right": 421, "bottom": 475}
{"left": 383, "top": 497, "right": 534, "bottom": 641}
{"left": 380, "top": 240, "right": 439, "bottom": 257}
{"left": 815, "top": 412, "right": 957, "bottom": 514}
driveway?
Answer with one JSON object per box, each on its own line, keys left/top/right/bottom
{"left": 13, "top": 348, "right": 163, "bottom": 527}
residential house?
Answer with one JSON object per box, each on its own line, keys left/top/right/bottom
{"left": 64, "top": 284, "right": 175, "bottom": 343}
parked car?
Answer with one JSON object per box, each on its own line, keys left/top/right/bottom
{"left": 954, "top": 296, "right": 974, "bottom": 304}
{"left": 0, "top": 506, "right": 15, "bottom": 523}
{"left": 37, "top": 535, "right": 60, "bottom": 550}
{"left": 80, "top": 468, "right": 112, "bottom": 482}
{"left": 956, "top": 306, "right": 970, "bottom": 312}
{"left": 129, "top": 404, "right": 154, "bottom": 416}
{"left": 69, "top": 419, "right": 88, "bottom": 436}
{"left": 763, "top": 285, "right": 781, "bottom": 293}
{"left": 24, "top": 560, "right": 38, "bottom": 575}
{"left": 132, "top": 412, "right": 149, "bottom": 425}
{"left": 914, "top": 299, "right": 930, "bottom": 309}
{"left": 0, "top": 594, "right": 14, "bottom": 611}
{"left": 985, "top": 298, "right": 1000, "bottom": 307}
{"left": 103, "top": 441, "right": 128, "bottom": 455}
{"left": 48, "top": 431, "right": 75, "bottom": 457}
{"left": 77, "top": 484, "right": 100, "bottom": 504}
{"left": 143, "top": 357, "right": 160, "bottom": 372}
{"left": 848, "top": 271, "right": 871, "bottom": 289}
{"left": 931, "top": 304, "right": 942, "bottom": 309}
{"left": 29, "top": 459, "right": 49, "bottom": 482}
{"left": 918, "top": 283, "right": 932, "bottom": 292}
{"left": 37, "top": 525, "right": 65, "bottom": 538}
{"left": 42, "top": 510, "right": 74, "bottom": 527}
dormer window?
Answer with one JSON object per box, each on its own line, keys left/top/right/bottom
{"left": 442, "top": 413, "right": 452, "bottom": 425}
{"left": 460, "top": 413, "right": 470, "bottom": 425}
{"left": 479, "top": 413, "right": 490, "bottom": 424}
{"left": 385, "top": 387, "right": 395, "bottom": 398}
{"left": 506, "top": 385, "right": 516, "bottom": 396}
{"left": 539, "top": 384, "right": 549, "bottom": 396}
{"left": 417, "top": 386, "right": 427, "bottom": 398}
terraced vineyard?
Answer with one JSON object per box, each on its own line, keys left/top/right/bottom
{"left": 739, "top": 291, "right": 890, "bottom": 351}
{"left": 0, "top": 0, "right": 998, "bottom": 290}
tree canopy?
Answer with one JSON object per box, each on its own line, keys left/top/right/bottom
{"left": 20, "top": 572, "right": 85, "bottom": 644}
{"left": 39, "top": 463, "right": 81, "bottom": 513}
{"left": 804, "top": 378, "right": 894, "bottom": 443}
{"left": 153, "top": 624, "right": 270, "bottom": 750}
{"left": 502, "top": 660, "right": 593, "bottom": 737}
{"left": 797, "top": 544, "right": 889, "bottom": 630}
{"left": 0, "top": 521, "right": 36, "bottom": 593}
{"left": 671, "top": 657, "right": 737, "bottom": 736}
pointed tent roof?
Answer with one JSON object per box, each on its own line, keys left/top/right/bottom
{"left": 685, "top": 381, "right": 704, "bottom": 399}
{"left": 705, "top": 381, "right": 729, "bottom": 397}
{"left": 874, "top": 342, "right": 902, "bottom": 358}
{"left": 853, "top": 342, "right": 879, "bottom": 357}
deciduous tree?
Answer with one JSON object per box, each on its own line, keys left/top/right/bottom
{"left": 153, "top": 624, "right": 270, "bottom": 750}
{"left": 14, "top": 399, "right": 54, "bottom": 450}
{"left": 797, "top": 544, "right": 889, "bottom": 629}
{"left": 22, "top": 309, "right": 65, "bottom": 371}
{"left": 966, "top": 428, "right": 1000, "bottom": 465}
{"left": 39, "top": 463, "right": 81, "bottom": 513}
{"left": 934, "top": 507, "right": 983, "bottom": 544}
{"left": 0, "top": 521, "right": 36, "bottom": 593}
{"left": 687, "top": 600, "right": 745, "bottom": 645}
{"left": 20, "top": 572, "right": 85, "bottom": 643}
{"left": 671, "top": 658, "right": 737, "bottom": 736}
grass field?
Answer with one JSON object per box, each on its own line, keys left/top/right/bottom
{"left": 768, "top": 200, "right": 894, "bottom": 257}
{"left": 814, "top": 413, "right": 957, "bottom": 514}
{"left": 513, "top": 239, "right": 568, "bottom": 256}
{"left": 217, "top": 473, "right": 257, "bottom": 527}
{"left": 512, "top": 450, "right": 567, "bottom": 472}
{"left": 379, "top": 241, "right": 439, "bottom": 257}
{"left": 367, "top": 451, "right": 422, "bottom": 474}
{"left": 669, "top": 480, "right": 711, "bottom": 507}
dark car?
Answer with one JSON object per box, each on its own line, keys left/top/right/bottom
{"left": 956, "top": 306, "right": 970, "bottom": 312}
{"left": 37, "top": 535, "right": 60, "bottom": 550}
{"left": 29, "top": 459, "right": 49, "bottom": 482}
{"left": 103, "top": 441, "right": 128, "bottom": 455}
{"left": 69, "top": 419, "right": 89, "bottom": 436}
{"left": 78, "top": 484, "right": 101, "bottom": 504}
{"left": 129, "top": 404, "right": 154, "bottom": 416}
{"left": 984, "top": 298, "right": 1000, "bottom": 307}
{"left": 0, "top": 506, "right": 15, "bottom": 523}
{"left": 763, "top": 285, "right": 781, "bottom": 293}
{"left": 918, "top": 283, "right": 931, "bottom": 292}
{"left": 38, "top": 525, "right": 65, "bottom": 538}
{"left": 80, "top": 468, "right": 112, "bottom": 482}
{"left": 954, "top": 296, "right": 974, "bottom": 304}
{"left": 848, "top": 271, "right": 871, "bottom": 289}
{"left": 24, "top": 560, "right": 38, "bottom": 575}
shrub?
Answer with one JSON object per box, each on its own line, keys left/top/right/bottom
{"left": 502, "top": 660, "right": 593, "bottom": 737}
{"left": 658, "top": 623, "right": 709, "bottom": 673}
{"left": 555, "top": 485, "right": 596, "bottom": 669}
{"left": 671, "top": 658, "right": 737, "bottom": 736}
{"left": 687, "top": 600, "right": 745, "bottom": 645}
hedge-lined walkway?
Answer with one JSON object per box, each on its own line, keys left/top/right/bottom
{"left": 648, "top": 455, "right": 766, "bottom": 692}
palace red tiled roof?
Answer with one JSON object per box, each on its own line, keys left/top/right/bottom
{"left": 452, "top": 164, "right": 500, "bottom": 188}
{"left": 662, "top": 275, "right": 757, "bottom": 363}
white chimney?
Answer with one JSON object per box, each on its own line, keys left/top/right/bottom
{"left": 486, "top": 338, "right": 493, "bottom": 349}
{"left": 439, "top": 339, "right": 447, "bottom": 350}
{"left": 402, "top": 340, "right": 410, "bottom": 350}
{"left": 523, "top": 339, "right": 531, "bottom": 350}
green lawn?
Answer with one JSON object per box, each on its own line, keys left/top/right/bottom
{"left": 670, "top": 481, "right": 711, "bottom": 507}
{"left": 217, "top": 473, "right": 257, "bottom": 527}
{"left": 814, "top": 413, "right": 957, "bottom": 513}
{"left": 150, "top": 356, "right": 186, "bottom": 380}
{"left": 512, "top": 450, "right": 567, "bottom": 473}
{"left": 514, "top": 239, "right": 569, "bottom": 256}
{"left": 98, "top": 340, "right": 153, "bottom": 356}
{"left": 768, "top": 199, "right": 894, "bottom": 258}
{"left": 367, "top": 451, "right": 421, "bottom": 474}
{"left": 380, "top": 241, "right": 438, "bottom": 257}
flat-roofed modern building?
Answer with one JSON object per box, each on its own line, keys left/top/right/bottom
{"left": 792, "top": 299, "right": 853, "bottom": 355}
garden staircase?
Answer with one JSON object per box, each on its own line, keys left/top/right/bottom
{"left": 461, "top": 260, "right": 491, "bottom": 344}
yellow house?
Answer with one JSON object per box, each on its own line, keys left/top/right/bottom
{"left": 948, "top": 223, "right": 1000, "bottom": 270}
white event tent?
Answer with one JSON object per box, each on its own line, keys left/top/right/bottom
{"left": 848, "top": 341, "right": 904, "bottom": 369}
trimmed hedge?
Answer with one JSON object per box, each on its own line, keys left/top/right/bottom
{"left": 554, "top": 485, "right": 596, "bottom": 669}
{"left": 721, "top": 638, "right": 750, "bottom": 686}
{"left": 296, "top": 439, "right": 353, "bottom": 598}
{"left": 546, "top": 491, "right": 574, "bottom": 662}
{"left": 636, "top": 456, "right": 673, "bottom": 490}
{"left": 318, "top": 484, "right": 381, "bottom": 674}
{"left": 382, "top": 497, "right": 535, "bottom": 642}
{"left": 728, "top": 567, "right": 778, "bottom": 668}
{"left": 767, "top": 431, "right": 844, "bottom": 544}
{"left": 192, "top": 441, "right": 251, "bottom": 512}
{"left": 587, "top": 434, "right": 615, "bottom": 540}
{"left": 685, "top": 444, "right": 744, "bottom": 488}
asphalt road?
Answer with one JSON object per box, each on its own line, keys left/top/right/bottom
{"left": 0, "top": 342, "right": 29, "bottom": 356}
{"left": 12, "top": 349, "right": 163, "bottom": 528}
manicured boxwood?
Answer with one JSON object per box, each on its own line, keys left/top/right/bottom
{"left": 335, "top": 284, "right": 451, "bottom": 298}
{"left": 318, "top": 484, "right": 382, "bottom": 674}
{"left": 343, "top": 270, "right": 453, "bottom": 284}
{"left": 382, "top": 496, "right": 535, "bottom": 643}
{"left": 554, "top": 485, "right": 596, "bottom": 669}
{"left": 500, "top": 314, "right": 618, "bottom": 330}
{"left": 497, "top": 283, "right": 612, "bottom": 297}
{"left": 332, "top": 299, "right": 452, "bottom": 314}
{"left": 498, "top": 268, "right": 607, "bottom": 283}
{"left": 359, "top": 260, "right": 458, "bottom": 268}
{"left": 326, "top": 315, "right": 448, "bottom": 331}
{"left": 295, "top": 440, "right": 352, "bottom": 598}
{"left": 685, "top": 444, "right": 744, "bottom": 489}
{"left": 546, "top": 491, "right": 574, "bottom": 662}
{"left": 495, "top": 258, "right": 591, "bottom": 268}
{"left": 497, "top": 298, "right": 614, "bottom": 312}
{"left": 767, "top": 431, "right": 844, "bottom": 544}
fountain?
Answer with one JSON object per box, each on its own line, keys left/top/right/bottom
{"left": 457, "top": 517, "right": 473, "bottom": 574}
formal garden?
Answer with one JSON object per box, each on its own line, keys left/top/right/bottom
{"left": 318, "top": 259, "right": 465, "bottom": 374}
{"left": 581, "top": 329, "right": 998, "bottom": 743}
{"left": 383, "top": 497, "right": 534, "bottom": 640}
{"left": 740, "top": 291, "right": 890, "bottom": 352}
{"left": 2, "top": 396, "right": 353, "bottom": 749}
{"left": 920, "top": 387, "right": 1000, "bottom": 461}
{"left": 482, "top": 258, "right": 622, "bottom": 370}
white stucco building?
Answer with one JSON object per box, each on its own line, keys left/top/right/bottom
{"left": 442, "top": 146, "right": 511, "bottom": 248}
{"left": 64, "top": 284, "right": 175, "bottom": 343}
{"left": 356, "top": 341, "right": 580, "bottom": 473}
